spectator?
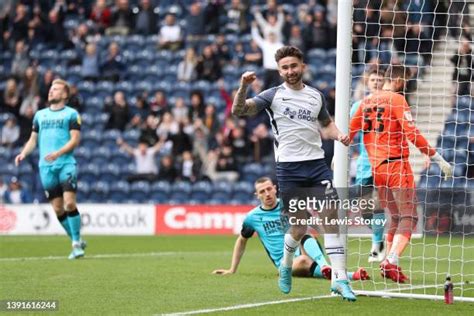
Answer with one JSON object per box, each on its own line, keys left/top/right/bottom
{"left": 71, "top": 23, "right": 91, "bottom": 53}
{"left": 159, "top": 13, "right": 182, "bottom": 51}
{"left": 100, "top": 41, "right": 126, "bottom": 82}
{"left": 1, "top": 116, "right": 20, "bottom": 147}
{"left": 186, "top": 2, "right": 207, "bottom": 41}
{"left": 156, "top": 112, "right": 178, "bottom": 140}
{"left": 6, "top": 3, "right": 29, "bottom": 43}
{"left": 203, "top": 104, "right": 220, "bottom": 136}
{"left": 244, "top": 39, "right": 263, "bottom": 66}
{"left": 188, "top": 90, "right": 205, "bottom": 121}
{"left": 18, "top": 100, "right": 37, "bottom": 144}
{"left": 195, "top": 45, "right": 222, "bottom": 82}
{"left": 213, "top": 34, "right": 232, "bottom": 65}
{"left": 224, "top": 0, "right": 249, "bottom": 34}
{"left": 117, "top": 138, "right": 163, "bottom": 182}
{"left": 44, "top": 7, "right": 71, "bottom": 49}
{"left": 3, "top": 177, "right": 32, "bottom": 204}
{"left": 38, "top": 70, "right": 55, "bottom": 104}
{"left": 251, "top": 22, "right": 283, "bottom": 89}
{"left": 167, "top": 123, "right": 193, "bottom": 157}
{"left": 27, "top": 4, "right": 47, "bottom": 47}
{"left": 90, "top": 0, "right": 112, "bottom": 33}
{"left": 229, "top": 126, "right": 249, "bottom": 164}
{"left": 21, "top": 66, "right": 39, "bottom": 98}
{"left": 179, "top": 151, "right": 202, "bottom": 182}
{"left": 107, "top": 0, "right": 134, "bottom": 36}
{"left": 139, "top": 114, "right": 159, "bottom": 146}
{"left": 11, "top": 40, "right": 29, "bottom": 79}
{"left": 250, "top": 123, "right": 273, "bottom": 162}
{"left": 192, "top": 121, "right": 210, "bottom": 164}
{"left": 68, "top": 84, "right": 83, "bottom": 113}
{"left": 288, "top": 24, "right": 305, "bottom": 53}
{"left": 133, "top": 0, "right": 158, "bottom": 35}
{"left": 2, "top": 78, "right": 22, "bottom": 118}
{"left": 149, "top": 90, "right": 169, "bottom": 118}
{"left": 130, "top": 94, "right": 149, "bottom": 128}
{"left": 254, "top": 6, "right": 285, "bottom": 42}
{"left": 82, "top": 43, "right": 100, "bottom": 81}
{"left": 172, "top": 97, "right": 189, "bottom": 123}
{"left": 157, "top": 155, "right": 178, "bottom": 182}
{"left": 105, "top": 91, "right": 130, "bottom": 131}
{"left": 231, "top": 42, "right": 246, "bottom": 66}
{"left": 177, "top": 47, "right": 197, "bottom": 82}
{"left": 451, "top": 37, "right": 473, "bottom": 96}
{"left": 303, "top": 8, "right": 330, "bottom": 50}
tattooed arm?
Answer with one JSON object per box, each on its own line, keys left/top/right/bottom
{"left": 232, "top": 71, "right": 261, "bottom": 117}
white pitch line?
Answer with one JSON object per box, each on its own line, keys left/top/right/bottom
{"left": 158, "top": 294, "right": 335, "bottom": 316}
{"left": 0, "top": 251, "right": 229, "bottom": 262}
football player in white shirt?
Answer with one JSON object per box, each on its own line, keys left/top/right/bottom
{"left": 232, "top": 46, "right": 355, "bottom": 301}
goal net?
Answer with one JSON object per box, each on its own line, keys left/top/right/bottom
{"left": 346, "top": 0, "right": 474, "bottom": 302}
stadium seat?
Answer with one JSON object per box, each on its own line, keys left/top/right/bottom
{"left": 91, "top": 147, "right": 112, "bottom": 166}
{"left": 59, "top": 49, "right": 78, "bottom": 65}
{"left": 0, "top": 163, "right": 18, "bottom": 180}
{"left": 38, "top": 49, "right": 58, "bottom": 67}
{"left": 76, "top": 181, "right": 90, "bottom": 201}
{"left": 111, "top": 149, "right": 132, "bottom": 166}
{"left": 307, "top": 48, "right": 326, "bottom": 65}
{"left": 77, "top": 81, "right": 96, "bottom": 99}
{"left": 100, "top": 164, "right": 121, "bottom": 183}
{"left": 120, "top": 163, "right": 136, "bottom": 178}
{"left": 233, "top": 181, "right": 254, "bottom": 201}
{"left": 102, "top": 129, "right": 121, "bottom": 149}
{"left": 89, "top": 181, "right": 110, "bottom": 202}
{"left": 109, "top": 180, "right": 130, "bottom": 202}
{"left": 80, "top": 164, "right": 100, "bottom": 183}
{"left": 190, "top": 181, "right": 212, "bottom": 202}
{"left": 134, "top": 81, "right": 153, "bottom": 95}
{"left": 134, "top": 49, "right": 154, "bottom": 67}
{"left": 94, "top": 113, "right": 110, "bottom": 131}
{"left": 122, "top": 129, "right": 140, "bottom": 146}
{"left": 213, "top": 181, "right": 233, "bottom": 195}
{"left": 18, "top": 163, "right": 35, "bottom": 185}
{"left": 125, "top": 65, "right": 143, "bottom": 81}
{"left": 124, "top": 34, "right": 145, "bottom": 51}
{"left": 75, "top": 147, "right": 91, "bottom": 166}
{"left": 144, "top": 65, "right": 163, "bottom": 82}
{"left": 151, "top": 181, "right": 171, "bottom": 195}
{"left": 172, "top": 82, "right": 191, "bottom": 99}
{"left": 81, "top": 129, "right": 102, "bottom": 148}
{"left": 130, "top": 181, "right": 151, "bottom": 201}
{"left": 456, "top": 96, "right": 472, "bottom": 110}
{"left": 95, "top": 81, "right": 115, "bottom": 98}
{"left": 241, "top": 163, "right": 264, "bottom": 183}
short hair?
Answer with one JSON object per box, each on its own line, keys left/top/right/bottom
{"left": 367, "top": 65, "right": 383, "bottom": 76}
{"left": 384, "top": 65, "right": 411, "bottom": 81}
{"left": 275, "top": 46, "right": 304, "bottom": 63}
{"left": 52, "top": 79, "right": 70, "bottom": 98}
{"left": 255, "top": 176, "right": 273, "bottom": 186}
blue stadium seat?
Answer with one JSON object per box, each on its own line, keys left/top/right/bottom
{"left": 124, "top": 34, "right": 145, "bottom": 51}
{"left": 456, "top": 96, "right": 472, "bottom": 110}
{"left": 95, "top": 81, "right": 115, "bottom": 98}
{"left": 120, "top": 163, "right": 136, "bottom": 178}
{"left": 81, "top": 129, "right": 102, "bottom": 148}
{"left": 241, "top": 163, "right": 264, "bottom": 183}
{"left": 80, "top": 164, "right": 100, "bottom": 183}
{"left": 122, "top": 129, "right": 140, "bottom": 146}
{"left": 151, "top": 181, "right": 171, "bottom": 195}
{"left": 134, "top": 81, "right": 153, "bottom": 94}
{"left": 126, "top": 65, "right": 143, "bottom": 81}
{"left": 307, "top": 48, "right": 326, "bottom": 65}
{"left": 134, "top": 49, "right": 154, "bottom": 67}
{"left": 115, "top": 81, "right": 134, "bottom": 94}
{"left": 102, "top": 129, "right": 121, "bottom": 148}
{"left": 144, "top": 65, "right": 163, "bottom": 82}
{"left": 39, "top": 49, "right": 58, "bottom": 67}
{"left": 130, "top": 181, "right": 151, "bottom": 201}
{"left": 153, "top": 81, "right": 172, "bottom": 94}
{"left": 172, "top": 82, "right": 191, "bottom": 99}
{"left": 75, "top": 147, "right": 91, "bottom": 166}
{"left": 80, "top": 113, "right": 94, "bottom": 129}
{"left": 111, "top": 149, "right": 132, "bottom": 166}
{"left": 59, "top": 49, "right": 78, "bottom": 65}
{"left": 213, "top": 181, "right": 233, "bottom": 195}
{"left": 94, "top": 113, "right": 110, "bottom": 131}
{"left": 109, "top": 180, "right": 130, "bottom": 202}
{"left": 190, "top": 181, "right": 212, "bottom": 202}
{"left": 77, "top": 81, "right": 96, "bottom": 99}
{"left": 0, "top": 163, "right": 18, "bottom": 179}
{"left": 91, "top": 147, "right": 112, "bottom": 166}
{"left": 76, "top": 181, "right": 90, "bottom": 201}
{"left": 89, "top": 181, "right": 110, "bottom": 202}
{"left": 18, "top": 163, "right": 35, "bottom": 185}
{"left": 233, "top": 181, "right": 254, "bottom": 201}
{"left": 100, "top": 164, "right": 121, "bottom": 183}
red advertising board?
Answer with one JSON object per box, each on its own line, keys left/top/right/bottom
{"left": 155, "top": 204, "right": 254, "bottom": 235}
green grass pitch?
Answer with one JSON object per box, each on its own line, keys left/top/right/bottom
{"left": 1, "top": 235, "right": 473, "bottom": 315}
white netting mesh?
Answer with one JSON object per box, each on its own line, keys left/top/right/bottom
{"left": 348, "top": 0, "right": 474, "bottom": 299}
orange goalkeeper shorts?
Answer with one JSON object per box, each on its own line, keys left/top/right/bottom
{"left": 373, "top": 159, "right": 415, "bottom": 189}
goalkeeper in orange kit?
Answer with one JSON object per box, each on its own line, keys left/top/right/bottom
{"left": 349, "top": 65, "right": 453, "bottom": 283}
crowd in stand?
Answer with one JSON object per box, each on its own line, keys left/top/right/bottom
{"left": 0, "top": 0, "right": 472, "bottom": 202}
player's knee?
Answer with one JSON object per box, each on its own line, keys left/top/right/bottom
{"left": 399, "top": 215, "right": 418, "bottom": 236}
{"left": 64, "top": 201, "right": 77, "bottom": 212}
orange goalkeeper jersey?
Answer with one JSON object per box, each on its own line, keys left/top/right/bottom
{"left": 349, "top": 90, "right": 436, "bottom": 168}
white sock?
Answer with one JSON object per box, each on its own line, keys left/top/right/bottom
{"left": 324, "top": 234, "right": 347, "bottom": 281}
{"left": 387, "top": 252, "right": 399, "bottom": 265}
{"left": 281, "top": 234, "right": 299, "bottom": 268}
